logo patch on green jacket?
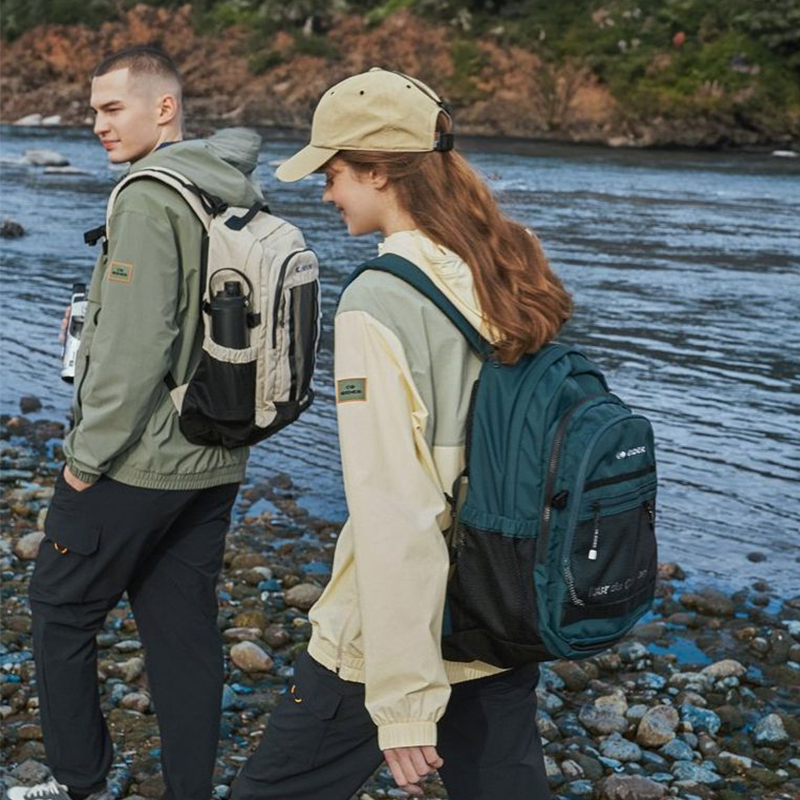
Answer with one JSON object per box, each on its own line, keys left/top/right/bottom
{"left": 337, "top": 378, "right": 367, "bottom": 403}
{"left": 108, "top": 261, "right": 133, "bottom": 283}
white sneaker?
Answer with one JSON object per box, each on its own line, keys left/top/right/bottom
{"left": 6, "top": 779, "right": 71, "bottom": 800}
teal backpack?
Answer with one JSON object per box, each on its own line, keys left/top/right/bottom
{"left": 345, "top": 254, "right": 658, "bottom": 667}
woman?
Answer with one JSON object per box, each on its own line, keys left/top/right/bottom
{"left": 232, "top": 67, "right": 572, "bottom": 800}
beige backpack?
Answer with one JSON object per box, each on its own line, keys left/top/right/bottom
{"left": 106, "top": 166, "right": 320, "bottom": 447}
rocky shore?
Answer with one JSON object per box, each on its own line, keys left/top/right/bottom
{"left": 2, "top": 411, "right": 799, "bottom": 800}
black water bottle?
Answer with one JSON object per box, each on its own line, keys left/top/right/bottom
{"left": 211, "top": 281, "right": 248, "bottom": 348}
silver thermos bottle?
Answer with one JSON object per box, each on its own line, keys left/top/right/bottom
{"left": 61, "top": 282, "right": 87, "bottom": 383}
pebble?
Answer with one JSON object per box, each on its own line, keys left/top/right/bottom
{"left": 679, "top": 590, "right": 735, "bottom": 617}
{"left": 222, "top": 627, "right": 263, "bottom": 642}
{"left": 113, "top": 640, "right": 142, "bottom": 653}
{"left": 579, "top": 704, "right": 629, "bottom": 735}
{"left": 637, "top": 704, "right": 679, "bottom": 747}
{"left": 671, "top": 760, "right": 723, "bottom": 785}
{"left": 595, "top": 690, "right": 628, "bottom": 717}
{"left": 660, "top": 738, "right": 695, "bottom": 762}
{"left": 284, "top": 583, "right": 323, "bottom": 610}
{"left": 11, "top": 758, "right": 51, "bottom": 783}
{"left": 230, "top": 641, "right": 273, "bottom": 673}
{"left": 13, "top": 531, "right": 45, "bottom": 561}
{"left": 597, "top": 774, "right": 667, "bottom": 799}
{"left": 752, "top": 713, "right": 790, "bottom": 745}
{"left": 701, "top": 658, "right": 746, "bottom": 679}
{"left": 1, "top": 419, "right": 799, "bottom": 800}
{"left": 536, "top": 687, "right": 564, "bottom": 714}
{"left": 680, "top": 704, "right": 721, "bottom": 735}
{"left": 119, "top": 692, "right": 151, "bottom": 714}
{"left": 600, "top": 732, "right": 642, "bottom": 762}
{"left": 549, "top": 660, "right": 589, "bottom": 691}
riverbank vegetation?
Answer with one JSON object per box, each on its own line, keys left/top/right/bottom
{"left": 1, "top": 0, "right": 798, "bottom": 144}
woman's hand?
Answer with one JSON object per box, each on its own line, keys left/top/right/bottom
{"left": 383, "top": 746, "right": 443, "bottom": 797}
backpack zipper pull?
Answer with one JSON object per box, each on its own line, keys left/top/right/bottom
{"left": 588, "top": 504, "right": 600, "bottom": 561}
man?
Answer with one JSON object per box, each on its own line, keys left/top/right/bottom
{"left": 9, "top": 46, "right": 263, "bottom": 800}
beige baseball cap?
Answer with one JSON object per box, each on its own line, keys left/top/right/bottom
{"left": 276, "top": 67, "right": 453, "bottom": 182}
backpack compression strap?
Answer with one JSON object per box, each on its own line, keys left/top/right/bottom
{"left": 343, "top": 253, "right": 495, "bottom": 360}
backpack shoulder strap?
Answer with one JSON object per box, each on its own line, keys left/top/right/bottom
{"left": 344, "top": 253, "right": 494, "bottom": 359}
{"left": 105, "top": 166, "right": 227, "bottom": 231}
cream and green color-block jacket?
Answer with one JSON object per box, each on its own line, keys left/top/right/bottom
{"left": 307, "top": 230, "right": 509, "bottom": 751}
{"left": 64, "top": 129, "right": 262, "bottom": 490}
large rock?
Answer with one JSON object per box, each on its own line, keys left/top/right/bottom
{"left": 14, "top": 531, "right": 45, "bottom": 560}
{"left": 284, "top": 583, "right": 323, "bottom": 610}
{"left": 596, "top": 774, "right": 667, "bottom": 800}
{"left": 1, "top": 219, "right": 26, "bottom": 238}
{"left": 230, "top": 641, "right": 273, "bottom": 673}
{"left": 24, "top": 149, "right": 70, "bottom": 166}
{"left": 636, "top": 705, "right": 679, "bottom": 747}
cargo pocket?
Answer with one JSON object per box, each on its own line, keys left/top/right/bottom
{"left": 178, "top": 340, "right": 258, "bottom": 448}
{"left": 263, "top": 655, "right": 342, "bottom": 771}
{"left": 30, "top": 491, "right": 103, "bottom": 605}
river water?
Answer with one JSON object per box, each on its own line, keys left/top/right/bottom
{"left": 1, "top": 125, "right": 798, "bottom": 595}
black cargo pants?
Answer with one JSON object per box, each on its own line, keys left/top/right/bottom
{"left": 231, "top": 649, "right": 552, "bottom": 800}
{"left": 29, "top": 469, "right": 239, "bottom": 800}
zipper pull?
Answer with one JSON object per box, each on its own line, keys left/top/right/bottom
{"left": 645, "top": 500, "right": 655, "bottom": 527}
{"left": 588, "top": 505, "right": 600, "bottom": 561}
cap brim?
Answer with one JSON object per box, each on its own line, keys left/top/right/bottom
{"left": 275, "top": 144, "right": 338, "bottom": 182}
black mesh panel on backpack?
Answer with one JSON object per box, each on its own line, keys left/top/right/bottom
{"left": 442, "top": 523, "right": 550, "bottom": 667}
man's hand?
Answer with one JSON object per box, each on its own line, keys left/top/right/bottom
{"left": 63, "top": 465, "right": 93, "bottom": 493}
{"left": 58, "top": 305, "right": 71, "bottom": 344}
{"left": 383, "top": 746, "right": 443, "bottom": 798}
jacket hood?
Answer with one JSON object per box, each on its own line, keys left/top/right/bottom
{"left": 378, "top": 230, "right": 500, "bottom": 343}
{"left": 131, "top": 128, "right": 264, "bottom": 208}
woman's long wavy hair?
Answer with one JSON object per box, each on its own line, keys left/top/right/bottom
{"left": 332, "top": 113, "right": 573, "bottom": 364}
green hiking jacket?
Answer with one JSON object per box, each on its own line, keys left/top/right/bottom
{"left": 64, "top": 128, "right": 264, "bottom": 490}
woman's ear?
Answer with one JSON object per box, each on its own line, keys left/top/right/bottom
{"left": 368, "top": 168, "right": 388, "bottom": 191}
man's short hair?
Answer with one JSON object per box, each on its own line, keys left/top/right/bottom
{"left": 93, "top": 45, "right": 182, "bottom": 95}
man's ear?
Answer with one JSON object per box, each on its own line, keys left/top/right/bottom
{"left": 368, "top": 168, "right": 388, "bottom": 191}
{"left": 157, "top": 93, "right": 180, "bottom": 127}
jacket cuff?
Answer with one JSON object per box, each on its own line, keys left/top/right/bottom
{"left": 66, "top": 461, "right": 101, "bottom": 485}
{"left": 378, "top": 721, "right": 437, "bottom": 751}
